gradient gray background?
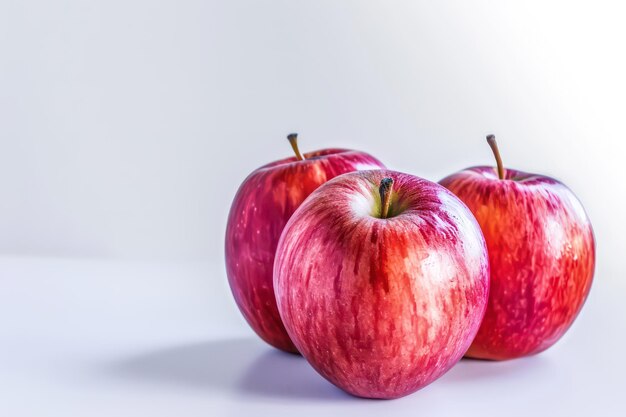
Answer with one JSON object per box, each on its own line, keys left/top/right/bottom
{"left": 1, "top": 1, "right": 624, "bottom": 416}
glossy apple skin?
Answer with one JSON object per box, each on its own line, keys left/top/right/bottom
{"left": 274, "top": 170, "right": 490, "bottom": 398}
{"left": 225, "top": 149, "right": 385, "bottom": 353}
{"left": 439, "top": 166, "right": 595, "bottom": 360}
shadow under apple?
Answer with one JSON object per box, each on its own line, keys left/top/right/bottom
{"left": 105, "top": 337, "right": 553, "bottom": 401}
{"left": 105, "top": 337, "right": 351, "bottom": 401}
{"left": 440, "top": 354, "right": 553, "bottom": 384}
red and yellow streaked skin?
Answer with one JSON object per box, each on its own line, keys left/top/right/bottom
{"left": 440, "top": 166, "right": 595, "bottom": 360}
{"left": 274, "top": 170, "right": 490, "bottom": 398}
{"left": 225, "top": 149, "right": 385, "bottom": 353}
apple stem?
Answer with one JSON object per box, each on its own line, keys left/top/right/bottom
{"left": 486, "top": 134, "right": 505, "bottom": 180}
{"left": 287, "top": 133, "right": 305, "bottom": 161}
{"left": 379, "top": 177, "right": 394, "bottom": 219}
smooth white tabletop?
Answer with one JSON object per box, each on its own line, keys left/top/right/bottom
{"left": 1, "top": 255, "right": 624, "bottom": 417}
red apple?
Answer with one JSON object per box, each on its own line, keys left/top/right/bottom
{"left": 439, "top": 135, "right": 595, "bottom": 360}
{"left": 225, "top": 134, "right": 385, "bottom": 353}
{"left": 274, "top": 170, "right": 490, "bottom": 398}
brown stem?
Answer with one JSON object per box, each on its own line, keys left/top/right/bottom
{"left": 379, "top": 177, "right": 394, "bottom": 219}
{"left": 287, "top": 133, "right": 305, "bottom": 161}
{"left": 486, "top": 134, "right": 505, "bottom": 180}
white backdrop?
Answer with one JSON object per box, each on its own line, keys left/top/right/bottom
{"left": 1, "top": 0, "right": 624, "bottom": 265}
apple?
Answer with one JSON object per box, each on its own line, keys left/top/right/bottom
{"left": 225, "top": 134, "right": 385, "bottom": 353}
{"left": 439, "top": 135, "right": 595, "bottom": 360}
{"left": 273, "top": 169, "right": 490, "bottom": 398}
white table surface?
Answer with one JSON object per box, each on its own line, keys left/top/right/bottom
{"left": 1, "top": 255, "right": 624, "bottom": 417}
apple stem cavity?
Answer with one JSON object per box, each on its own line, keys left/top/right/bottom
{"left": 287, "top": 133, "right": 305, "bottom": 161}
{"left": 486, "top": 134, "right": 505, "bottom": 180}
{"left": 379, "top": 177, "right": 394, "bottom": 219}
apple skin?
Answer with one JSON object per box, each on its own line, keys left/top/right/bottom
{"left": 439, "top": 166, "right": 595, "bottom": 360}
{"left": 225, "top": 149, "right": 385, "bottom": 353}
{"left": 274, "top": 170, "right": 490, "bottom": 398}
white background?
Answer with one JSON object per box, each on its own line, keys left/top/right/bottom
{"left": 1, "top": 1, "right": 625, "bottom": 416}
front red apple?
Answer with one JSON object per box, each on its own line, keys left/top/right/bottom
{"left": 439, "top": 136, "right": 595, "bottom": 360}
{"left": 274, "top": 170, "right": 490, "bottom": 398}
{"left": 225, "top": 135, "right": 385, "bottom": 353}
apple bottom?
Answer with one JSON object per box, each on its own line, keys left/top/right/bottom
{"left": 293, "top": 300, "right": 485, "bottom": 399}
{"left": 464, "top": 236, "right": 595, "bottom": 360}
{"left": 228, "top": 268, "right": 299, "bottom": 353}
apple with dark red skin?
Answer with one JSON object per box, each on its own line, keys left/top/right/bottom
{"left": 439, "top": 135, "right": 595, "bottom": 360}
{"left": 273, "top": 169, "right": 490, "bottom": 398}
{"left": 225, "top": 134, "right": 385, "bottom": 353}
